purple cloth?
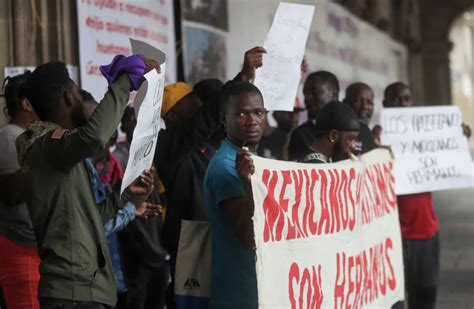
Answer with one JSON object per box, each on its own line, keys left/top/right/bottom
{"left": 100, "top": 54, "right": 146, "bottom": 91}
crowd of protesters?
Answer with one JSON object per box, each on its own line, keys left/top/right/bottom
{"left": 0, "top": 46, "right": 471, "bottom": 309}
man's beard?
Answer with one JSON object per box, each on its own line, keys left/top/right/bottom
{"left": 305, "top": 99, "right": 319, "bottom": 120}
{"left": 331, "top": 138, "right": 349, "bottom": 162}
{"left": 71, "top": 103, "right": 87, "bottom": 128}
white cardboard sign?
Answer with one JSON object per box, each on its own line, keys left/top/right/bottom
{"left": 380, "top": 106, "right": 473, "bottom": 195}
{"left": 120, "top": 65, "right": 165, "bottom": 194}
{"left": 254, "top": 2, "right": 314, "bottom": 111}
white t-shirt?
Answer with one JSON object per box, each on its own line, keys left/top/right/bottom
{"left": 0, "top": 123, "right": 37, "bottom": 246}
{"left": 0, "top": 124, "right": 24, "bottom": 175}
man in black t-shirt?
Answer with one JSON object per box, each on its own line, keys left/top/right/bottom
{"left": 258, "top": 103, "right": 303, "bottom": 160}
{"left": 287, "top": 71, "right": 339, "bottom": 161}
{"left": 343, "top": 82, "right": 377, "bottom": 156}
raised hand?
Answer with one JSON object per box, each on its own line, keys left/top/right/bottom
{"left": 141, "top": 56, "right": 161, "bottom": 74}
{"left": 236, "top": 148, "right": 255, "bottom": 183}
{"left": 240, "top": 46, "right": 267, "bottom": 81}
{"left": 127, "top": 169, "right": 154, "bottom": 207}
{"left": 300, "top": 55, "right": 308, "bottom": 77}
{"left": 462, "top": 123, "right": 472, "bottom": 139}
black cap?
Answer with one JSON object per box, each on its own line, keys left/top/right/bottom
{"left": 314, "top": 101, "right": 360, "bottom": 132}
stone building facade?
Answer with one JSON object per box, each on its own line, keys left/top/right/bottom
{"left": 1, "top": 0, "right": 473, "bottom": 125}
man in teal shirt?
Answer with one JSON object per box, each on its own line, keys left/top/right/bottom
{"left": 204, "top": 81, "right": 266, "bottom": 308}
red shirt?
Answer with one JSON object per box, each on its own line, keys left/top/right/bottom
{"left": 95, "top": 153, "right": 124, "bottom": 191}
{"left": 397, "top": 192, "right": 439, "bottom": 240}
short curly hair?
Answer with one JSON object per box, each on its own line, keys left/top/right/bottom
{"left": 25, "top": 61, "right": 71, "bottom": 120}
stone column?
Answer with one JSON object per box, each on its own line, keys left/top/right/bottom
{"left": 368, "top": 0, "right": 392, "bottom": 32}
{"left": 345, "top": 0, "right": 370, "bottom": 20}
{"left": 420, "top": 40, "right": 453, "bottom": 105}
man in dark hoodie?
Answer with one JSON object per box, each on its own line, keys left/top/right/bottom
{"left": 158, "top": 80, "right": 223, "bottom": 251}
{"left": 152, "top": 80, "right": 219, "bottom": 309}
{"left": 16, "top": 57, "right": 158, "bottom": 309}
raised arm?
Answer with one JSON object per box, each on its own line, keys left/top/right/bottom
{"left": 219, "top": 149, "right": 256, "bottom": 249}
{"left": 44, "top": 56, "right": 159, "bottom": 168}
{"left": 233, "top": 46, "right": 266, "bottom": 82}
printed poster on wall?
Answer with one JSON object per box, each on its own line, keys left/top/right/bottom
{"left": 181, "top": 0, "right": 228, "bottom": 85}
{"left": 77, "top": 0, "right": 176, "bottom": 101}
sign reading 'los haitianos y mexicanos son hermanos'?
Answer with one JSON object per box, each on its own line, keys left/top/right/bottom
{"left": 251, "top": 148, "right": 404, "bottom": 309}
{"left": 381, "top": 106, "right": 473, "bottom": 195}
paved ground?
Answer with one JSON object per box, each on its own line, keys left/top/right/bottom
{"left": 434, "top": 184, "right": 474, "bottom": 309}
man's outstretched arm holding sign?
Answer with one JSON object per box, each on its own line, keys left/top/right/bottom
{"left": 204, "top": 81, "right": 266, "bottom": 308}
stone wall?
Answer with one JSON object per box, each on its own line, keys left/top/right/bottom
{"left": 338, "top": 0, "right": 474, "bottom": 107}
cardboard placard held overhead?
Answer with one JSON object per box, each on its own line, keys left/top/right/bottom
{"left": 120, "top": 40, "right": 166, "bottom": 194}
{"left": 254, "top": 2, "right": 314, "bottom": 111}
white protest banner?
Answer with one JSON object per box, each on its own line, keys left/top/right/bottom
{"left": 120, "top": 64, "right": 166, "bottom": 194}
{"left": 76, "top": 0, "right": 176, "bottom": 101}
{"left": 254, "top": 2, "right": 314, "bottom": 111}
{"left": 380, "top": 106, "right": 473, "bottom": 195}
{"left": 251, "top": 148, "right": 404, "bottom": 308}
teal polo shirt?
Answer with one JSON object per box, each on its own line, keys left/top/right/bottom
{"left": 204, "top": 139, "right": 258, "bottom": 309}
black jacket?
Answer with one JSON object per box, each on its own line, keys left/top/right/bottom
{"left": 288, "top": 121, "right": 316, "bottom": 161}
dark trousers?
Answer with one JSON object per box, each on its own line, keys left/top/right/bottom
{"left": 39, "top": 298, "right": 110, "bottom": 309}
{"left": 392, "top": 232, "right": 440, "bottom": 309}
{"left": 165, "top": 257, "right": 177, "bottom": 309}
{"left": 116, "top": 263, "right": 169, "bottom": 309}
{"left": 0, "top": 287, "right": 6, "bottom": 309}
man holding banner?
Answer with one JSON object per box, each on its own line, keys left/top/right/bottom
{"left": 204, "top": 81, "right": 266, "bottom": 309}
{"left": 383, "top": 82, "right": 472, "bottom": 309}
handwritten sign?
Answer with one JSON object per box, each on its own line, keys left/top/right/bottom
{"left": 380, "top": 106, "right": 473, "bottom": 195}
{"left": 254, "top": 2, "right": 314, "bottom": 111}
{"left": 251, "top": 149, "right": 404, "bottom": 308}
{"left": 120, "top": 63, "right": 166, "bottom": 194}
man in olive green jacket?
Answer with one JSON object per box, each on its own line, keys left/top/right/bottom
{"left": 16, "top": 58, "right": 156, "bottom": 308}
